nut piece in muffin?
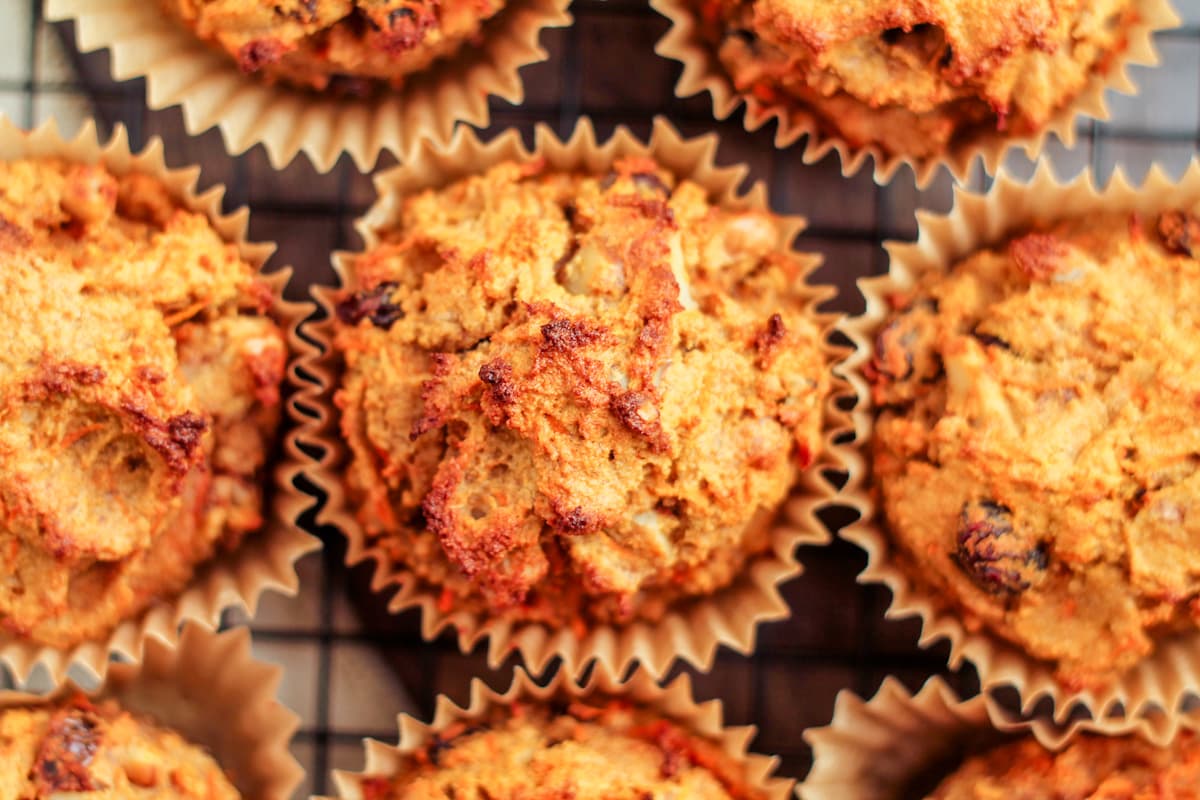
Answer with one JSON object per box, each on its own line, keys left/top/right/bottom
{"left": 870, "top": 209, "right": 1200, "bottom": 690}
{"left": 163, "top": 0, "right": 507, "bottom": 91}
{"left": 0, "top": 693, "right": 239, "bottom": 798}
{"left": 927, "top": 729, "right": 1200, "bottom": 799}
{"left": 0, "top": 158, "right": 287, "bottom": 647}
{"left": 333, "top": 156, "right": 830, "bottom": 629}
{"left": 695, "top": 0, "right": 1137, "bottom": 159}
{"left": 359, "top": 697, "right": 765, "bottom": 799}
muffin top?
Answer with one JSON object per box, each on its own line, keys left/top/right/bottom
{"left": 870, "top": 209, "right": 1200, "bottom": 689}
{"left": 360, "top": 697, "right": 763, "bottom": 799}
{"left": 164, "top": 0, "right": 507, "bottom": 91}
{"left": 334, "top": 156, "right": 829, "bottom": 626}
{"left": 0, "top": 693, "right": 239, "bottom": 798}
{"left": 0, "top": 158, "right": 286, "bottom": 647}
{"left": 702, "top": 0, "right": 1134, "bottom": 158}
{"left": 927, "top": 729, "right": 1200, "bottom": 799}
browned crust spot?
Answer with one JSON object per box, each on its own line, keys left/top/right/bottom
{"left": 1158, "top": 210, "right": 1200, "bottom": 257}
{"left": 33, "top": 700, "right": 102, "bottom": 794}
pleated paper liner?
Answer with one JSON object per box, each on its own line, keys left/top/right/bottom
{"left": 324, "top": 664, "right": 793, "bottom": 799}
{"left": 799, "top": 676, "right": 1196, "bottom": 800}
{"left": 293, "top": 116, "right": 858, "bottom": 678}
{"left": 45, "top": 0, "right": 572, "bottom": 173}
{"left": 839, "top": 159, "right": 1200, "bottom": 722}
{"left": 650, "top": 0, "right": 1179, "bottom": 187}
{"left": 0, "top": 116, "right": 319, "bottom": 683}
{"left": 1, "top": 623, "right": 303, "bottom": 799}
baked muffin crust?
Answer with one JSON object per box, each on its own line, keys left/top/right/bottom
{"left": 697, "top": 0, "right": 1136, "bottom": 159}
{"left": 927, "top": 730, "right": 1200, "bottom": 799}
{"left": 0, "top": 694, "right": 239, "bottom": 798}
{"left": 163, "top": 0, "right": 507, "bottom": 91}
{"left": 0, "top": 159, "right": 286, "bottom": 647}
{"left": 334, "top": 157, "right": 829, "bottom": 627}
{"left": 360, "top": 698, "right": 764, "bottom": 799}
{"left": 870, "top": 210, "right": 1200, "bottom": 690}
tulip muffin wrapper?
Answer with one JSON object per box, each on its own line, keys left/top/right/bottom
{"left": 0, "top": 623, "right": 303, "bottom": 800}
{"left": 293, "top": 116, "right": 859, "bottom": 679}
{"left": 0, "top": 116, "right": 319, "bottom": 683}
{"left": 650, "top": 0, "right": 1180, "bottom": 187}
{"left": 325, "top": 663, "right": 793, "bottom": 799}
{"left": 799, "top": 675, "right": 1200, "bottom": 800}
{"left": 840, "top": 158, "right": 1200, "bottom": 722}
{"left": 45, "top": 0, "right": 573, "bottom": 173}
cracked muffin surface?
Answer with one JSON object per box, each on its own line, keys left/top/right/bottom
{"left": 695, "top": 0, "right": 1137, "bottom": 159}
{"left": 870, "top": 210, "right": 1200, "bottom": 690}
{"left": 359, "top": 697, "right": 764, "bottom": 799}
{"left": 163, "top": 0, "right": 507, "bottom": 91}
{"left": 927, "top": 730, "right": 1200, "bottom": 799}
{"left": 0, "top": 158, "right": 286, "bottom": 647}
{"left": 333, "top": 156, "right": 830, "bottom": 628}
{"left": 0, "top": 693, "right": 238, "bottom": 798}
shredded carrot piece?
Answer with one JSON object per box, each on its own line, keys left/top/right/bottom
{"left": 162, "top": 298, "right": 211, "bottom": 327}
{"left": 60, "top": 423, "right": 105, "bottom": 449}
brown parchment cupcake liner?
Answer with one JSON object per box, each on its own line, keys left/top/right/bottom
{"left": 293, "top": 116, "right": 857, "bottom": 678}
{"left": 45, "top": 0, "right": 573, "bottom": 173}
{"left": 840, "top": 159, "right": 1200, "bottom": 721}
{"left": 799, "top": 676, "right": 1199, "bottom": 800}
{"left": 651, "top": 0, "right": 1179, "bottom": 187}
{"left": 0, "top": 116, "right": 320, "bottom": 683}
{"left": 325, "top": 664, "right": 793, "bottom": 799}
{"left": 0, "top": 622, "right": 304, "bottom": 799}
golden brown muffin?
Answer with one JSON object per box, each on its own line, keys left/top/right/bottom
{"left": 695, "top": 0, "right": 1137, "bottom": 159}
{"left": 869, "top": 210, "right": 1200, "bottom": 690}
{"left": 162, "top": 0, "right": 507, "bottom": 92}
{"left": 333, "top": 156, "right": 829, "bottom": 629}
{"left": 0, "top": 158, "right": 286, "bottom": 648}
{"left": 927, "top": 730, "right": 1200, "bottom": 799}
{"left": 359, "top": 698, "right": 764, "bottom": 799}
{"left": 0, "top": 693, "right": 239, "bottom": 798}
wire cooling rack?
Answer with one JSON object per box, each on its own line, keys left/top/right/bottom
{"left": 1, "top": 0, "right": 1198, "bottom": 794}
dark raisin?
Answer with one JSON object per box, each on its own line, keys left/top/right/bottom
{"left": 939, "top": 45, "right": 953, "bottom": 68}
{"left": 954, "top": 500, "right": 1047, "bottom": 595}
{"left": 33, "top": 710, "right": 101, "bottom": 794}
{"left": 1157, "top": 210, "right": 1200, "bottom": 257}
{"left": 970, "top": 327, "right": 1011, "bottom": 350}
{"left": 336, "top": 282, "right": 403, "bottom": 329}
{"left": 632, "top": 172, "right": 670, "bottom": 195}
{"left": 599, "top": 171, "right": 618, "bottom": 191}
{"left": 389, "top": 6, "right": 415, "bottom": 25}
{"left": 872, "top": 317, "right": 916, "bottom": 380}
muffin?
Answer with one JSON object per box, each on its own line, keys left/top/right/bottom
{"left": 928, "top": 729, "right": 1200, "bottom": 799}
{"left": 356, "top": 696, "right": 766, "bottom": 799}
{"left": 162, "top": 0, "right": 507, "bottom": 91}
{"left": 331, "top": 154, "right": 830, "bottom": 631}
{"left": 692, "top": 0, "right": 1138, "bottom": 161}
{"left": 0, "top": 693, "right": 239, "bottom": 798}
{"left": 0, "top": 157, "right": 287, "bottom": 648}
{"left": 868, "top": 208, "right": 1200, "bottom": 690}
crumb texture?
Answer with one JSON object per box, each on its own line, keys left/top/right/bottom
{"left": 871, "top": 210, "right": 1200, "bottom": 689}
{"left": 334, "top": 157, "right": 829, "bottom": 627}
{"left": 0, "top": 694, "right": 239, "bottom": 798}
{"left": 697, "top": 0, "right": 1135, "bottom": 158}
{"left": 927, "top": 729, "right": 1200, "bottom": 799}
{"left": 0, "top": 158, "right": 286, "bottom": 647}
{"left": 162, "top": 0, "right": 507, "bottom": 90}
{"left": 362, "top": 699, "right": 762, "bottom": 799}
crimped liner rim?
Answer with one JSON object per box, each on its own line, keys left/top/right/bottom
{"left": 324, "top": 664, "right": 793, "bottom": 799}
{"left": 291, "top": 116, "right": 858, "bottom": 678}
{"left": 0, "top": 623, "right": 303, "bottom": 800}
{"left": 0, "top": 116, "right": 320, "bottom": 683}
{"left": 650, "top": 0, "right": 1180, "bottom": 187}
{"left": 44, "top": 0, "right": 573, "bottom": 173}
{"left": 841, "top": 158, "right": 1200, "bottom": 721}
{"left": 799, "top": 675, "right": 1200, "bottom": 800}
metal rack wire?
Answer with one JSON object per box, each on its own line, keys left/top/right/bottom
{"left": 1, "top": 0, "right": 1198, "bottom": 794}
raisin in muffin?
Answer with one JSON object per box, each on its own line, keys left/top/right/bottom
{"left": 163, "top": 0, "right": 506, "bottom": 91}
{"left": 357, "top": 698, "right": 764, "bottom": 799}
{"left": 869, "top": 210, "right": 1200, "bottom": 690}
{"left": 0, "top": 158, "right": 286, "bottom": 647}
{"left": 0, "top": 693, "right": 239, "bottom": 798}
{"left": 927, "top": 730, "right": 1200, "bottom": 799}
{"left": 333, "top": 156, "right": 829, "bottom": 629}
{"left": 695, "top": 0, "right": 1137, "bottom": 159}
